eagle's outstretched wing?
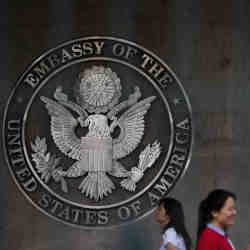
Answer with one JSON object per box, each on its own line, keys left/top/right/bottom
{"left": 41, "top": 96, "right": 82, "bottom": 160}
{"left": 113, "top": 96, "right": 156, "bottom": 160}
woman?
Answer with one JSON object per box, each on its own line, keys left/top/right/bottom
{"left": 196, "top": 189, "right": 248, "bottom": 250}
{"left": 155, "top": 197, "right": 191, "bottom": 250}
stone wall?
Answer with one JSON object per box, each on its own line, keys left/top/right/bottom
{"left": 1, "top": 0, "right": 250, "bottom": 249}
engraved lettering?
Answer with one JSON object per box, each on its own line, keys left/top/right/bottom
{"left": 7, "top": 119, "right": 21, "bottom": 131}
{"left": 169, "top": 153, "right": 185, "bottom": 168}
{"left": 8, "top": 133, "right": 21, "bottom": 146}
{"left": 58, "top": 206, "right": 70, "bottom": 221}
{"left": 176, "top": 118, "right": 190, "bottom": 130}
{"left": 9, "top": 147, "right": 25, "bottom": 167}
{"left": 24, "top": 73, "right": 40, "bottom": 88}
{"left": 50, "top": 200, "right": 63, "bottom": 214}
{"left": 16, "top": 167, "right": 38, "bottom": 192}
{"left": 11, "top": 154, "right": 25, "bottom": 166}
{"left": 82, "top": 42, "right": 94, "bottom": 55}
{"left": 140, "top": 53, "right": 173, "bottom": 87}
{"left": 154, "top": 175, "right": 172, "bottom": 196}
{"left": 175, "top": 132, "right": 189, "bottom": 144}
{"left": 97, "top": 211, "right": 109, "bottom": 225}
{"left": 85, "top": 210, "right": 97, "bottom": 225}
{"left": 47, "top": 53, "right": 61, "bottom": 68}
{"left": 61, "top": 49, "right": 73, "bottom": 63}
{"left": 148, "top": 62, "right": 165, "bottom": 78}
{"left": 72, "top": 44, "right": 83, "bottom": 57}
{"left": 22, "top": 177, "right": 38, "bottom": 192}
{"left": 130, "top": 200, "right": 141, "bottom": 217}
{"left": 39, "top": 193, "right": 51, "bottom": 208}
{"left": 94, "top": 41, "right": 104, "bottom": 55}
{"left": 124, "top": 46, "right": 138, "bottom": 60}
{"left": 15, "top": 167, "right": 31, "bottom": 181}
{"left": 141, "top": 54, "right": 153, "bottom": 69}
{"left": 72, "top": 208, "right": 83, "bottom": 223}
{"left": 33, "top": 61, "right": 50, "bottom": 78}
{"left": 112, "top": 43, "right": 125, "bottom": 57}
{"left": 157, "top": 72, "right": 173, "bottom": 87}
{"left": 148, "top": 191, "right": 161, "bottom": 207}
{"left": 165, "top": 166, "right": 180, "bottom": 178}
{"left": 118, "top": 206, "right": 131, "bottom": 220}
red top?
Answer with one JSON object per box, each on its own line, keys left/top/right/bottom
{"left": 197, "top": 227, "right": 233, "bottom": 250}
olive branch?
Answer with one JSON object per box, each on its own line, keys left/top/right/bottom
{"left": 31, "top": 136, "right": 68, "bottom": 193}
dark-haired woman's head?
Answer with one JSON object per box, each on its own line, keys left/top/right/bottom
{"left": 197, "top": 189, "right": 237, "bottom": 239}
{"left": 155, "top": 197, "right": 191, "bottom": 250}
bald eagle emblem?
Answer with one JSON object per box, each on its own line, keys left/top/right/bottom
{"left": 31, "top": 66, "right": 161, "bottom": 200}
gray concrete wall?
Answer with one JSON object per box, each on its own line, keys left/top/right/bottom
{"left": 1, "top": 0, "right": 250, "bottom": 249}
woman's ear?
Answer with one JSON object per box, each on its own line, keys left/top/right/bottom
{"left": 211, "top": 210, "right": 218, "bottom": 220}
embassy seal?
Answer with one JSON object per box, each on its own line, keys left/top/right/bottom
{"left": 3, "top": 36, "right": 193, "bottom": 228}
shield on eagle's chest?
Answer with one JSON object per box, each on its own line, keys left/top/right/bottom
{"left": 80, "top": 137, "right": 113, "bottom": 172}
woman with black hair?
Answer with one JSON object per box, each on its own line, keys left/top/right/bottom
{"left": 197, "top": 189, "right": 250, "bottom": 250}
{"left": 155, "top": 197, "right": 191, "bottom": 250}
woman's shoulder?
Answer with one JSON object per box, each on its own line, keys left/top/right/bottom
{"left": 201, "top": 226, "right": 223, "bottom": 238}
{"left": 197, "top": 227, "right": 223, "bottom": 250}
{"left": 163, "top": 228, "right": 186, "bottom": 250}
{"left": 199, "top": 227, "right": 220, "bottom": 241}
{"left": 163, "top": 228, "right": 178, "bottom": 237}
{"left": 163, "top": 227, "right": 182, "bottom": 242}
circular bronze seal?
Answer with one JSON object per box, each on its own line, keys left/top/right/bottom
{"left": 3, "top": 37, "right": 193, "bottom": 228}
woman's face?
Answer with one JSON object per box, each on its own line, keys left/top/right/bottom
{"left": 212, "top": 197, "right": 237, "bottom": 230}
{"left": 155, "top": 203, "right": 170, "bottom": 228}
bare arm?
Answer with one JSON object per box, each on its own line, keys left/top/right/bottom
{"left": 165, "top": 243, "right": 178, "bottom": 250}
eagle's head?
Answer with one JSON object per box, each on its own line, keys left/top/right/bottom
{"left": 86, "top": 114, "right": 110, "bottom": 138}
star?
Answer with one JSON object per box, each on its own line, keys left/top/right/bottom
{"left": 173, "top": 98, "right": 181, "bottom": 105}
